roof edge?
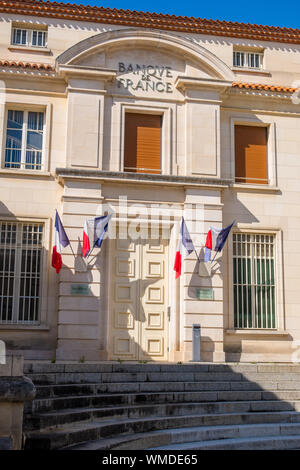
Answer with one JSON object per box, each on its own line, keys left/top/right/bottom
{"left": 1, "top": 0, "right": 300, "bottom": 45}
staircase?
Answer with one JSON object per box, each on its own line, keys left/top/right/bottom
{"left": 23, "top": 362, "right": 300, "bottom": 450}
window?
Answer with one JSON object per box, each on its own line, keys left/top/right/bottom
{"left": 124, "top": 113, "right": 162, "bottom": 174}
{"left": 233, "top": 233, "right": 276, "bottom": 329}
{"left": 12, "top": 28, "right": 47, "bottom": 48}
{"left": 4, "top": 110, "right": 44, "bottom": 170}
{"left": 0, "top": 222, "right": 43, "bottom": 324}
{"left": 233, "top": 51, "right": 263, "bottom": 69}
{"left": 234, "top": 125, "right": 268, "bottom": 184}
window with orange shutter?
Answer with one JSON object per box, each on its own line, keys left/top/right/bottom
{"left": 234, "top": 125, "right": 268, "bottom": 184}
{"left": 124, "top": 113, "right": 162, "bottom": 174}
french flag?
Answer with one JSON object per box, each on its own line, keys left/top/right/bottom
{"left": 174, "top": 218, "right": 195, "bottom": 279}
{"left": 82, "top": 213, "right": 113, "bottom": 258}
{"left": 204, "top": 222, "right": 234, "bottom": 262}
{"left": 51, "top": 211, "right": 70, "bottom": 273}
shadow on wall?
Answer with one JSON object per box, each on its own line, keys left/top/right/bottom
{"left": 186, "top": 247, "right": 223, "bottom": 362}
{"left": 0, "top": 201, "right": 56, "bottom": 357}
{"left": 0, "top": 200, "right": 168, "bottom": 362}
{"left": 221, "top": 187, "right": 289, "bottom": 363}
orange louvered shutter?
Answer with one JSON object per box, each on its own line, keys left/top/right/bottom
{"left": 124, "top": 113, "right": 161, "bottom": 174}
{"left": 235, "top": 125, "right": 268, "bottom": 184}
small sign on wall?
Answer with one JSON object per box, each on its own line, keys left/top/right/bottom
{"left": 196, "top": 288, "right": 214, "bottom": 301}
{"left": 70, "top": 284, "right": 91, "bottom": 296}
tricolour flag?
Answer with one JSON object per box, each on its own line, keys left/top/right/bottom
{"left": 204, "top": 221, "right": 234, "bottom": 262}
{"left": 174, "top": 218, "right": 195, "bottom": 279}
{"left": 82, "top": 213, "right": 113, "bottom": 258}
{"left": 51, "top": 210, "right": 70, "bottom": 273}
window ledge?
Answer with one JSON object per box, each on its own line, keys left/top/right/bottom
{"left": 0, "top": 324, "right": 50, "bottom": 331}
{"left": 226, "top": 329, "right": 289, "bottom": 337}
{"left": 0, "top": 168, "right": 51, "bottom": 177}
{"left": 232, "top": 67, "right": 271, "bottom": 77}
{"left": 8, "top": 45, "right": 52, "bottom": 54}
{"left": 231, "top": 183, "right": 280, "bottom": 193}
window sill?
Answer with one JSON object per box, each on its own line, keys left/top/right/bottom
{"left": 226, "top": 329, "right": 289, "bottom": 337}
{"left": 0, "top": 324, "right": 50, "bottom": 331}
{"left": 231, "top": 183, "right": 280, "bottom": 193}
{"left": 232, "top": 67, "right": 271, "bottom": 77}
{"left": 0, "top": 168, "right": 51, "bottom": 177}
{"left": 8, "top": 45, "right": 52, "bottom": 55}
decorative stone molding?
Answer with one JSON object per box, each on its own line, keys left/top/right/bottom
{"left": 56, "top": 29, "right": 235, "bottom": 83}
{"left": 56, "top": 168, "right": 233, "bottom": 190}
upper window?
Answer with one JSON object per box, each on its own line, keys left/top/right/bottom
{"left": 233, "top": 51, "right": 263, "bottom": 69}
{"left": 0, "top": 221, "right": 43, "bottom": 324}
{"left": 234, "top": 125, "right": 268, "bottom": 185}
{"left": 4, "top": 110, "right": 45, "bottom": 171}
{"left": 11, "top": 27, "right": 47, "bottom": 48}
{"left": 124, "top": 113, "right": 162, "bottom": 174}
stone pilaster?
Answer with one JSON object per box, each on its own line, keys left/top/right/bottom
{"left": 183, "top": 187, "right": 225, "bottom": 362}
{"left": 56, "top": 178, "right": 107, "bottom": 361}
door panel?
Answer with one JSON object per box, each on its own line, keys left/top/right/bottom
{"left": 110, "top": 237, "right": 139, "bottom": 359}
{"left": 139, "top": 239, "right": 168, "bottom": 360}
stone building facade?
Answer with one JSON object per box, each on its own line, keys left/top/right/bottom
{"left": 0, "top": 0, "right": 299, "bottom": 363}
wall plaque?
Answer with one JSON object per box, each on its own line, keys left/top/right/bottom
{"left": 70, "top": 284, "right": 90, "bottom": 296}
{"left": 196, "top": 288, "right": 214, "bottom": 300}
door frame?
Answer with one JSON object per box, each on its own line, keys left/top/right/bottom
{"left": 106, "top": 218, "right": 177, "bottom": 361}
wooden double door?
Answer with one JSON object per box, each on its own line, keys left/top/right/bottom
{"left": 109, "top": 236, "right": 169, "bottom": 361}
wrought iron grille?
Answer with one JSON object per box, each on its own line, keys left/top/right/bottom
{"left": 233, "top": 233, "right": 276, "bottom": 329}
{"left": 0, "top": 222, "right": 43, "bottom": 324}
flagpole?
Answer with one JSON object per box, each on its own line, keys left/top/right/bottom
{"left": 85, "top": 245, "right": 96, "bottom": 265}
{"left": 69, "top": 243, "right": 77, "bottom": 260}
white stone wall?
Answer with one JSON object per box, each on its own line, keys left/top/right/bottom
{"left": 0, "top": 12, "right": 299, "bottom": 361}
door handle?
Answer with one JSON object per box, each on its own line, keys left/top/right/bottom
{"left": 167, "top": 306, "right": 171, "bottom": 321}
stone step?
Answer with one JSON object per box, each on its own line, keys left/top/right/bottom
{"left": 150, "top": 434, "right": 300, "bottom": 450}
{"left": 33, "top": 380, "right": 300, "bottom": 399}
{"left": 26, "top": 369, "right": 300, "bottom": 386}
{"left": 24, "top": 372, "right": 281, "bottom": 386}
{"left": 24, "top": 410, "right": 300, "bottom": 450}
{"left": 26, "top": 390, "right": 300, "bottom": 414}
{"left": 24, "top": 362, "right": 300, "bottom": 375}
{"left": 24, "top": 399, "right": 300, "bottom": 432}
{"left": 67, "top": 422, "right": 300, "bottom": 450}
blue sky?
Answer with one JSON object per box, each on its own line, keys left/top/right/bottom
{"left": 56, "top": 0, "right": 300, "bottom": 29}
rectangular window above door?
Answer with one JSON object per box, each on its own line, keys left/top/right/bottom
{"left": 124, "top": 113, "right": 162, "bottom": 174}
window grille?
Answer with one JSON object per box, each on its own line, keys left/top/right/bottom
{"left": 0, "top": 222, "right": 43, "bottom": 324}
{"left": 5, "top": 110, "right": 44, "bottom": 170}
{"left": 12, "top": 28, "right": 47, "bottom": 48}
{"left": 233, "top": 233, "right": 276, "bottom": 329}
